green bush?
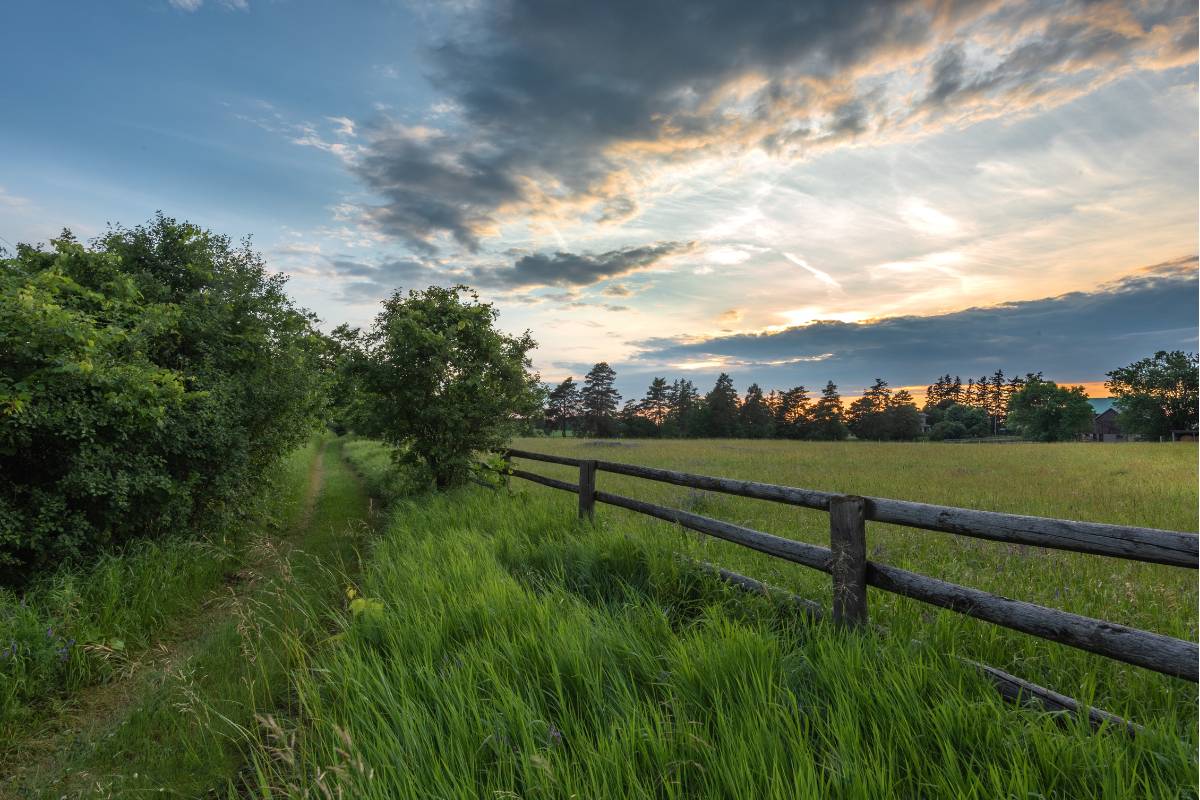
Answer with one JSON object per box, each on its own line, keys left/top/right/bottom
{"left": 0, "top": 215, "right": 326, "bottom": 580}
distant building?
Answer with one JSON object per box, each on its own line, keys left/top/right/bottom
{"left": 1093, "top": 408, "right": 1123, "bottom": 441}
{"left": 1087, "top": 398, "right": 1138, "bottom": 442}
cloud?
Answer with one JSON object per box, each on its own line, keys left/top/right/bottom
{"left": 783, "top": 252, "right": 842, "bottom": 291}
{"left": 0, "top": 186, "right": 29, "bottom": 208}
{"left": 602, "top": 283, "right": 634, "bottom": 297}
{"left": 472, "top": 241, "right": 693, "bottom": 289}
{"left": 346, "top": 0, "right": 1195, "bottom": 253}
{"left": 630, "top": 256, "right": 1199, "bottom": 387}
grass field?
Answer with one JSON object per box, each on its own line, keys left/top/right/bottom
{"left": 244, "top": 438, "right": 1198, "bottom": 799}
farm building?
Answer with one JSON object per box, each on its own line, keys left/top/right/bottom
{"left": 1088, "top": 398, "right": 1130, "bottom": 442}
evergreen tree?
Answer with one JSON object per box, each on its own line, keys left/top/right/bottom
{"left": 809, "top": 381, "right": 849, "bottom": 440}
{"left": 545, "top": 377, "right": 581, "bottom": 436}
{"left": 989, "top": 369, "right": 1007, "bottom": 433}
{"left": 949, "top": 376, "right": 963, "bottom": 404}
{"left": 664, "top": 378, "right": 701, "bottom": 437}
{"left": 641, "top": 377, "right": 671, "bottom": 430}
{"left": 619, "top": 397, "right": 656, "bottom": 437}
{"left": 580, "top": 362, "right": 621, "bottom": 437}
{"left": 700, "top": 373, "right": 741, "bottom": 437}
{"left": 775, "top": 385, "right": 811, "bottom": 439}
{"left": 739, "top": 383, "right": 774, "bottom": 438}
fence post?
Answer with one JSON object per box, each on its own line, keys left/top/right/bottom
{"left": 830, "top": 495, "right": 868, "bottom": 628}
{"left": 500, "top": 452, "right": 512, "bottom": 489}
{"left": 578, "top": 460, "right": 597, "bottom": 521}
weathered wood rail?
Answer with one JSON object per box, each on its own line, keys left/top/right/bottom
{"left": 498, "top": 448, "right": 1199, "bottom": 691}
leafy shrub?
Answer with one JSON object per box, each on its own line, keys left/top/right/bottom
{"left": 0, "top": 215, "right": 326, "bottom": 580}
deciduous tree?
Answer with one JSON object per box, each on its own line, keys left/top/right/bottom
{"left": 357, "top": 285, "right": 542, "bottom": 488}
{"left": 1106, "top": 351, "right": 1199, "bottom": 438}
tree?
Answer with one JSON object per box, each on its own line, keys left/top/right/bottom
{"left": 641, "top": 377, "right": 671, "bottom": 431}
{"left": 357, "top": 285, "right": 542, "bottom": 488}
{"left": 882, "top": 389, "right": 923, "bottom": 440}
{"left": 1006, "top": 379, "right": 1094, "bottom": 442}
{"left": 846, "top": 378, "right": 892, "bottom": 440}
{"left": 664, "top": 379, "right": 701, "bottom": 437}
{"left": 619, "top": 398, "right": 657, "bottom": 437}
{"left": 0, "top": 216, "right": 326, "bottom": 579}
{"left": 809, "top": 381, "right": 849, "bottom": 440}
{"left": 739, "top": 383, "right": 774, "bottom": 438}
{"left": 1106, "top": 351, "right": 1199, "bottom": 439}
{"left": 775, "top": 385, "right": 812, "bottom": 439}
{"left": 581, "top": 362, "right": 621, "bottom": 437}
{"left": 700, "top": 373, "right": 740, "bottom": 437}
{"left": 546, "top": 377, "right": 582, "bottom": 436}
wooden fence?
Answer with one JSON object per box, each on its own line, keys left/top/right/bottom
{"left": 496, "top": 448, "right": 1199, "bottom": 702}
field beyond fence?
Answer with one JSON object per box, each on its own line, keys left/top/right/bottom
{"left": 491, "top": 439, "right": 1198, "bottom": 731}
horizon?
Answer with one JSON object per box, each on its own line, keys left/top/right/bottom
{"left": 2, "top": 1, "right": 1196, "bottom": 400}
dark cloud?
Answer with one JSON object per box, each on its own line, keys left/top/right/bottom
{"left": 351, "top": 0, "right": 1195, "bottom": 252}
{"left": 630, "top": 257, "right": 1199, "bottom": 390}
{"left": 472, "top": 241, "right": 692, "bottom": 289}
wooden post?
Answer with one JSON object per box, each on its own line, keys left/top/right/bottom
{"left": 578, "top": 460, "right": 597, "bottom": 521}
{"left": 501, "top": 452, "right": 512, "bottom": 489}
{"left": 830, "top": 495, "right": 867, "bottom": 628}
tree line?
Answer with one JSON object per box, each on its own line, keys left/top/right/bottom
{"left": 543, "top": 357, "right": 1199, "bottom": 443}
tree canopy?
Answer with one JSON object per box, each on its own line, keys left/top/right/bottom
{"left": 1005, "top": 379, "right": 1094, "bottom": 442}
{"left": 1106, "top": 351, "right": 1198, "bottom": 439}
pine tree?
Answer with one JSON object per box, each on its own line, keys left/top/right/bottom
{"left": 775, "top": 385, "right": 811, "bottom": 439}
{"left": 665, "top": 379, "right": 701, "bottom": 437}
{"left": 545, "top": 377, "right": 581, "bottom": 436}
{"left": 989, "top": 369, "right": 1007, "bottom": 433}
{"left": 701, "top": 373, "right": 741, "bottom": 437}
{"left": 641, "top": 377, "right": 671, "bottom": 429}
{"left": 809, "top": 381, "right": 849, "bottom": 440}
{"left": 580, "top": 362, "right": 621, "bottom": 437}
{"left": 739, "top": 383, "right": 774, "bottom": 438}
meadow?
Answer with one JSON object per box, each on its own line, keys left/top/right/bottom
{"left": 242, "top": 437, "right": 1198, "bottom": 799}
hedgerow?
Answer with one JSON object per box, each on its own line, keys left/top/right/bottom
{"left": 0, "top": 214, "right": 326, "bottom": 580}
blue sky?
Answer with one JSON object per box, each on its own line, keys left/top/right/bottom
{"left": 3, "top": 0, "right": 1197, "bottom": 400}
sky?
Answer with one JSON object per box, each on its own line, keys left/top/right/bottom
{"left": 2, "top": 0, "right": 1197, "bottom": 401}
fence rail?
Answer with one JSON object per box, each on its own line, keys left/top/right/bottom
{"left": 499, "top": 447, "right": 1199, "bottom": 685}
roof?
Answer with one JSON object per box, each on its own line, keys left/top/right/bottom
{"left": 1087, "top": 398, "right": 1117, "bottom": 415}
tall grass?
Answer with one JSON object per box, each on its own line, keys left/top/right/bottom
{"left": 245, "top": 439, "right": 1198, "bottom": 799}
{"left": 0, "top": 438, "right": 319, "bottom": 749}
{"left": 5, "top": 436, "right": 374, "bottom": 797}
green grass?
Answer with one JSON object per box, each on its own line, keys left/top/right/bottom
{"left": 0, "top": 438, "right": 320, "bottom": 747}
{"left": 10, "top": 436, "right": 373, "bottom": 798}
{"left": 243, "top": 438, "right": 1199, "bottom": 799}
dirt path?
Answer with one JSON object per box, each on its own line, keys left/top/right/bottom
{"left": 0, "top": 443, "right": 331, "bottom": 798}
